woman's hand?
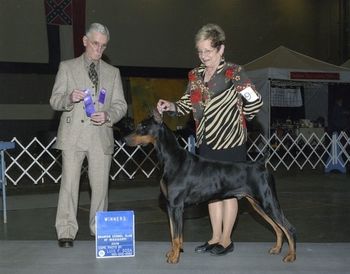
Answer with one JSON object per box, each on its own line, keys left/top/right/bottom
{"left": 157, "top": 99, "right": 175, "bottom": 113}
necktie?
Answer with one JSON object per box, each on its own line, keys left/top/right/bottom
{"left": 88, "top": 63, "right": 98, "bottom": 91}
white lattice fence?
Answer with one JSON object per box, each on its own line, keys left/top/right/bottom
{"left": 247, "top": 131, "right": 350, "bottom": 171}
{"left": 2, "top": 132, "right": 349, "bottom": 185}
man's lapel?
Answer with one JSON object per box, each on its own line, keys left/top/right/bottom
{"left": 72, "top": 55, "right": 87, "bottom": 89}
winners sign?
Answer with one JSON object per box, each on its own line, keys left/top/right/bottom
{"left": 96, "top": 211, "right": 135, "bottom": 258}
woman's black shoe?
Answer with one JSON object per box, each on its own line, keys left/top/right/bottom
{"left": 194, "top": 242, "right": 218, "bottom": 253}
{"left": 210, "top": 242, "right": 234, "bottom": 256}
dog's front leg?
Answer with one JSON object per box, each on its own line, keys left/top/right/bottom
{"left": 166, "top": 206, "right": 183, "bottom": 264}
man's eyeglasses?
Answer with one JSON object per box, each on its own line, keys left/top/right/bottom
{"left": 88, "top": 39, "right": 107, "bottom": 51}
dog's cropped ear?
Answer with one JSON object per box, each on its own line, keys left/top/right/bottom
{"left": 152, "top": 108, "right": 163, "bottom": 124}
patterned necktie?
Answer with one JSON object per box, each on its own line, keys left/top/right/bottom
{"left": 88, "top": 62, "right": 98, "bottom": 90}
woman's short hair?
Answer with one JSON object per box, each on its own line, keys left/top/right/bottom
{"left": 86, "top": 23, "right": 110, "bottom": 41}
{"left": 195, "top": 23, "right": 225, "bottom": 49}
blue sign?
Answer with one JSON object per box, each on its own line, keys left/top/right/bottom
{"left": 95, "top": 211, "right": 135, "bottom": 258}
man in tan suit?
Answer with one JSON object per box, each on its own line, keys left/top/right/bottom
{"left": 50, "top": 23, "right": 127, "bottom": 248}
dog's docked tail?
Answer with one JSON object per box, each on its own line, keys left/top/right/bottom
{"left": 255, "top": 153, "right": 270, "bottom": 168}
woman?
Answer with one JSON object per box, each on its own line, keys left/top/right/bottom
{"left": 157, "top": 23, "right": 263, "bottom": 256}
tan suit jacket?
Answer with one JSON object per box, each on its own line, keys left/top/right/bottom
{"left": 50, "top": 54, "right": 127, "bottom": 154}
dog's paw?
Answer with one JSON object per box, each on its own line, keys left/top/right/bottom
{"left": 269, "top": 246, "right": 281, "bottom": 255}
{"left": 165, "top": 250, "right": 172, "bottom": 259}
{"left": 165, "top": 249, "right": 180, "bottom": 264}
{"left": 283, "top": 253, "right": 296, "bottom": 263}
{"left": 167, "top": 256, "right": 179, "bottom": 264}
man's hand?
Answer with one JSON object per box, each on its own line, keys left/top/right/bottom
{"left": 70, "top": 89, "right": 86, "bottom": 103}
{"left": 91, "top": 111, "right": 109, "bottom": 126}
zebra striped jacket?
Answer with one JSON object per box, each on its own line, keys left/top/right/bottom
{"left": 175, "top": 59, "right": 263, "bottom": 150}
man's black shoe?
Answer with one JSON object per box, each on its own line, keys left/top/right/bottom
{"left": 58, "top": 238, "right": 74, "bottom": 248}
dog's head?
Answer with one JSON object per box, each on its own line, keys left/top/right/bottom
{"left": 124, "top": 108, "right": 163, "bottom": 147}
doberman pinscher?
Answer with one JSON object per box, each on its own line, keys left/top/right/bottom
{"left": 124, "top": 109, "right": 296, "bottom": 264}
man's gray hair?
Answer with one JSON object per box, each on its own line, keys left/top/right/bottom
{"left": 86, "top": 23, "right": 110, "bottom": 41}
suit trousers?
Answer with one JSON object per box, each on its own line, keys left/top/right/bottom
{"left": 55, "top": 144, "right": 112, "bottom": 239}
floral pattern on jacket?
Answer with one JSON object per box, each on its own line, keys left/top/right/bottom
{"left": 175, "top": 58, "right": 263, "bottom": 150}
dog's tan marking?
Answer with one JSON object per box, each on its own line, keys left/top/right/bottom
{"left": 246, "top": 196, "right": 296, "bottom": 262}
{"left": 165, "top": 213, "right": 183, "bottom": 264}
{"left": 167, "top": 236, "right": 182, "bottom": 264}
{"left": 125, "top": 134, "right": 156, "bottom": 146}
{"left": 160, "top": 178, "right": 168, "bottom": 198}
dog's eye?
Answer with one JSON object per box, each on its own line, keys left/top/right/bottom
{"left": 140, "top": 124, "right": 148, "bottom": 133}
{"left": 136, "top": 123, "right": 147, "bottom": 134}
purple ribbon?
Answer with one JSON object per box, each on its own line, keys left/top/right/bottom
{"left": 98, "top": 88, "right": 106, "bottom": 104}
{"left": 83, "top": 89, "right": 95, "bottom": 117}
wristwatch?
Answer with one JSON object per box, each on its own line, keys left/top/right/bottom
{"left": 106, "top": 113, "right": 111, "bottom": 123}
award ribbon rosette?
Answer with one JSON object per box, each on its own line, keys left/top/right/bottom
{"left": 96, "top": 88, "right": 106, "bottom": 111}
{"left": 98, "top": 88, "right": 106, "bottom": 105}
{"left": 83, "top": 89, "right": 95, "bottom": 117}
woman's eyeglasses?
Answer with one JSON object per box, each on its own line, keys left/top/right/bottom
{"left": 197, "top": 49, "right": 215, "bottom": 56}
